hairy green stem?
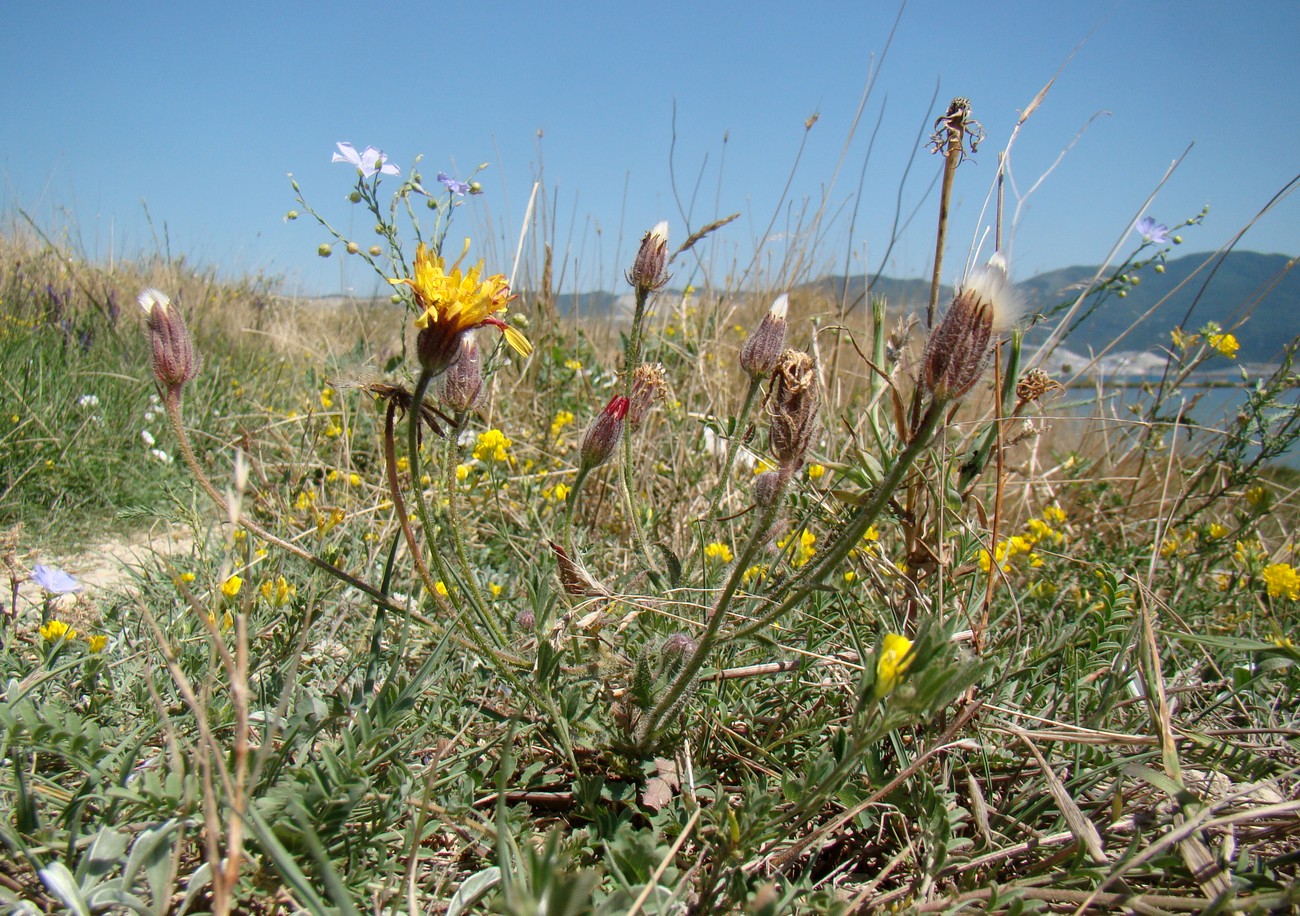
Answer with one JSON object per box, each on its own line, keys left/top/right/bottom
{"left": 731, "top": 397, "right": 948, "bottom": 641}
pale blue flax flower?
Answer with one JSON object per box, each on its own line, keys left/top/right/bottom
{"left": 332, "top": 142, "right": 401, "bottom": 178}
{"left": 437, "top": 172, "right": 471, "bottom": 196}
{"left": 1135, "top": 216, "right": 1170, "bottom": 245}
{"left": 31, "top": 564, "right": 82, "bottom": 595}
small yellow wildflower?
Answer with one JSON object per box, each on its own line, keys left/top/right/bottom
{"left": 1215, "top": 573, "right": 1233, "bottom": 592}
{"left": 550, "top": 410, "right": 575, "bottom": 439}
{"left": 1245, "top": 485, "right": 1269, "bottom": 508}
{"left": 259, "top": 576, "right": 296, "bottom": 608}
{"left": 221, "top": 575, "right": 243, "bottom": 598}
{"left": 1207, "top": 332, "right": 1239, "bottom": 359}
{"left": 396, "top": 456, "right": 410, "bottom": 473}
{"left": 543, "top": 483, "right": 571, "bottom": 503}
{"left": 1042, "top": 505, "right": 1067, "bottom": 525}
{"left": 324, "top": 421, "right": 342, "bottom": 438}
{"left": 741, "top": 564, "right": 767, "bottom": 585}
{"left": 85, "top": 634, "right": 108, "bottom": 653}
{"left": 489, "top": 583, "right": 503, "bottom": 598}
{"left": 862, "top": 526, "right": 880, "bottom": 543}
{"left": 564, "top": 358, "right": 583, "bottom": 371}
{"left": 844, "top": 570, "right": 856, "bottom": 583}
{"left": 40, "top": 620, "right": 76, "bottom": 642}
{"left": 206, "top": 611, "right": 235, "bottom": 632}
{"left": 179, "top": 571, "right": 196, "bottom": 584}
{"left": 704, "top": 542, "right": 734, "bottom": 564}
{"left": 752, "top": 458, "right": 775, "bottom": 475}
{"left": 1262, "top": 563, "right": 1300, "bottom": 601}
{"left": 1160, "top": 536, "right": 1180, "bottom": 559}
{"left": 320, "top": 387, "right": 335, "bottom": 409}
{"left": 807, "top": 463, "right": 826, "bottom": 481}
{"left": 1170, "top": 327, "right": 1199, "bottom": 350}
{"left": 474, "top": 429, "right": 512, "bottom": 463}
{"left": 873, "top": 632, "right": 914, "bottom": 699}
{"left": 294, "top": 490, "right": 315, "bottom": 511}
{"left": 434, "top": 581, "right": 449, "bottom": 598}
{"left": 348, "top": 472, "right": 362, "bottom": 487}
{"left": 1206, "top": 523, "right": 1229, "bottom": 540}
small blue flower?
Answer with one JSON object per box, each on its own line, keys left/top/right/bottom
{"left": 31, "top": 564, "right": 82, "bottom": 595}
{"left": 332, "top": 142, "right": 401, "bottom": 178}
{"left": 1135, "top": 216, "right": 1170, "bottom": 245}
{"left": 437, "top": 172, "right": 472, "bottom": 196}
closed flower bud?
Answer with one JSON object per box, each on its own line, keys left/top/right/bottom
{"left": 627, "top": 363, "right": 667, "bottom": 429}
{"left": 439, "top": 332, "right": 484, "bottom": 412}
{"left": 579, "top": 395, "right": 630, "bottom": 472}
{"left": 767, "top": 350, "right": 819, "bottom": 471}
{"left": 514, "top": 609, "right": 536, "bottom": 632}
{"left": 415, "top": 325, "right": 465, "bottom": 376}
{"left": 317, "top": 243, "right": 333, "bottom": 257}
{"left": 346, "top": 241, "right": 360, "bottom": 255}
{"left": 662, "top": 632, "right": 698, "bottom": 659}
{"left": 753, "top": 468, "right": 787, "bottom": 507}
{"left": 740, "top": 294, "right": 789, "bottom": 378}
{"left": 627, "top": 221, "right": 670, "bottom": 292}
{"left": 139, "top": 288, "right": 199, "bottom": 394}
{"left": 922, "top": 254, "right": 1023, "bottom": 402}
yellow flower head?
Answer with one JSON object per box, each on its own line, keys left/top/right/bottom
{"left": 391, "top": 240, "right": 531, "bottom": 373}
{"left": 86, "top": 634, "right": 108, "bottom": 653}
{"left": 704, "top": 542, "right": 734, "bottom": 564}
{"left": 873, "top": 632, "right": 914, "bottom": 699}
{"left": 1262, "top": 563, "right": 1300, "bottom": 601}
{"left": 1207, "top": 332, "right": 1239, "bottom": 359}
{"left": 40, "top": 620, "right": 76, "bottom": 642}
{"left": 473, "top": 429, "right": 512, "bottom": 463}
{"left": 221, "top": 575, "right": 243, "bottom": 598}
{"left": 807, "top": 463, "right": 826, "bottom": 480}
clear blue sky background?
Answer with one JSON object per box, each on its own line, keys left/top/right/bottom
{"left": 3, "top": 1, "right": 1297, "bottom": 298}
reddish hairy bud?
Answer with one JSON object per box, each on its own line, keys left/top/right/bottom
{"left": 579, "top": 395, "right": 630, "bottom": 472}
{"left": 139, "top": 288, "right": 199, "bottom": 395}
{"left": 740, "top": 294, "right": 789, "bottom": 378}
{"left": 627, "top": 221, "right": 670, "bottom": 293}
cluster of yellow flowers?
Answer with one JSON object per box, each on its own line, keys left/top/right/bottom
{"left": 542, "top": 482, "right": 571, "bottom": 504}
{"left": 1262, "top": 563, "right": 1300, "bottom": 601}
{"left": 40, "top": 620, "right": 109, "bottom": 653}
{"left": 474, "top": 429, "right": 512, "bottom": 463}
{"left": 550, "top": 410, "right": 575, "bottom": 440}
{"left": 777, "top": 529, "right": 817, "bottom": 567}
{"left": 1170, "top": 324, "right": 1240, "bottom": 359}
{"left": 704, "top": 542, "right": 734, "bottom": 564}
{"left": 260, "top": 576, "right": 296, "bottom": 607}
{"left": 980, "top": 506, "right": 1066, "bottom": 574}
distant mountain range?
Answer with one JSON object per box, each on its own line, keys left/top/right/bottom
{"left": 548, "top": 251, "right": 1298, "bottom": 364}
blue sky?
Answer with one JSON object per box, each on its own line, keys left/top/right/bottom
{"left": 3, "top": 1, "right": 1297, "bottom": 298}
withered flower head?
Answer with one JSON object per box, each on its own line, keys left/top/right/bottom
{"left": 753, "top": 468, "right": 789, "bottom": 507}
{"left": 579, "top": 395, "right": 630, "bottom": 472}
{"left": 139, "top": 288, "right": 199, "bottom": 395}
{"left": 922, "top": 254, "right": 1022, "bottom": 402}
{"left": 740, "top": 293, "right": 789, "bottom": 379}
{"left": 627, "top": 362, "right": 667, "bottom": 429}
{"left": 1015, "top": 367, "right": 1062, "bottom": 406}
{"left": 549, "top": 542, "right": 611, "bottom": 598}
{"left": 767, "top": 349, "right": 820, "bottom": 471}
{"left": 626, "top": 221, "right": 670, "bottom": 293}
{"left": 439, "top": 332, "right": 484, "bottom": 412}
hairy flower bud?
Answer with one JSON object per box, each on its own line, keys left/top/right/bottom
{"left": 753, "top": 468, "right": 788, "bottom": 507}
{"left": 922, "top": 254, "right": 1022, "bottom": 402}
{"left": 740, "top": 294, "right": 789, "bottom": 378}
{"left": 627, "top": 362, "right": 667, "bottom": 429}
{"left": 439, "top": 332, "right": 484, "bottom": 412}
{"left": 767, "top": 350, "right": 819, "bottom": 471}
{"left": 579, "top": 395, "right": 629, "bottom": 472}
{"left": 627, "top": 221, "right": 670, "bottom": 293}
{"left": 139, "top": 288, "right": 199, "bottom": 394}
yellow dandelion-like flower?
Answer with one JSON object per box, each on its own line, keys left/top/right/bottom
{"left": 704, "top": 542, "right": 734, "bottom": 564}
{"left": 1207, "top": 332, "right": 1239, "bottom": 359}
{"left": 40, "top": 620, "right": 76, "bottom": 642}
{"left": 807, "top": 463, "right": 826, "bottom": 480}
{"left": 873, "top": 632, "right": 914, "bottom": 699}
{"left": 1262, "top": 563, "right": 1300, "bottom": 601}
{"left": 390, "top": 240, "right": 531, "bottom": 373}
